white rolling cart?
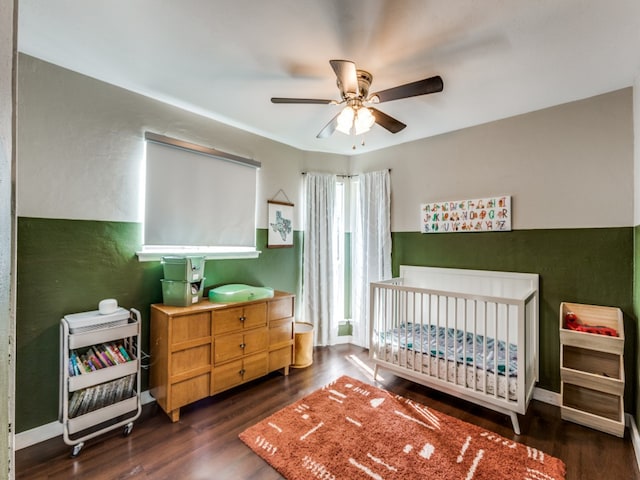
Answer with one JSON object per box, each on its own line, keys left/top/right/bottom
{"left": 59, "top": 303, "right": 142, "bottom": 457}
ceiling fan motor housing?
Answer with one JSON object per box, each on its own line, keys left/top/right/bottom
{"left": 356, "top": 70, "right": 372, "bottom": 99}
{"left": 338, "top": 69, "right": 373, "bottom": 101}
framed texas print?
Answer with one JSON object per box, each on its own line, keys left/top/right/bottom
{"left": 267, "top": 200, "right": 294, "bottom": 248}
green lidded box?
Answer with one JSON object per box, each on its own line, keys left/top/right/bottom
{"left": 161, "top": 256, "right": 205, "bottom": 282}
{"left": 161, "top": 278, "right": 205, "bottom": 306}
{"left": 208, "top": 284, "right": 274, "bottom": 303}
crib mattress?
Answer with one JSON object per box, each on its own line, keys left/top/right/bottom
{"left": 378, "top": 346, "right": 518, "bottom": 401}
{"left": 376, "top": 322, "right": 518, "bottom": 376}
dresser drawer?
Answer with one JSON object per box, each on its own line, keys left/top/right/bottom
{"left": 171, "top": 312, "right": 211, "bottom": 345}
{"left": 171, "top": 343, "right": 211, "bottom": 378}
{"left": 212, "top": 359, "right": 243, "bottom": 393}
{"left": 269, "top": 345, "right": 293, "bottom": 372}
{"left": 269, "top": 319, "right": 294, "bottom": 346}
{"left": 268, "top": 296, "right": 294, "bottom": 321}
{"left": 214, "top": 328, "right": 268, "bottom": 364}
{"left": 211, "top": 353, "right": 268, "bottom": 393}
{"left": 213, "top": 303, "right": 267, "bottom": 335}
{"left": 244, "top": 352, "right": 269, "bottom": 381}
{"left": 169, "top": 372, "right": 210, "bottom": 410}
{"left": 244, "top": 303, "right": 268, "bottom": 329}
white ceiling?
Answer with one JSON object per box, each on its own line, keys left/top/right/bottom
{"left": 17, "top": 0, "right": 640, "bottom": 155}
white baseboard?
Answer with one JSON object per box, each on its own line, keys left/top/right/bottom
{"left": 7, "top": 386, "right": 579, "bottom": 449}
{"left": 16, "top": 384, "right": 640, "bottom": 477}
{"left": 332, "top": 335, "right": 354, "bottom": 345}
{"left": 15, "top": 390, "right": 155, "bottom": 450}
{"left": 10, "top": 386, "right": 562, "bottom": 449}
{"left": 15, "top": 421, "right": 63, "bottom": 451}
{"left": 627, "top": 413, "right": 640, "bottom": 474}
{"left": 532, "top": 386, "right": 561, "bottom": 406}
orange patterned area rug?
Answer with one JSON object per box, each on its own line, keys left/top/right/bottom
{"left": 239, "top": 375, "right": 566, "bottom": 480}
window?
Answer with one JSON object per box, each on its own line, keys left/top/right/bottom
{"left": 137, "top": 132, "right": 261, "bottom": 261}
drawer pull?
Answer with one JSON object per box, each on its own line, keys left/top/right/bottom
{"left": 239, "top": 343, "right": 246, "bottom": 349}
{"left": 239, "top": 316, "right": 246, "bottom": 322}
{"left": 239, "top": 369, "right": 246, "bottom": 376}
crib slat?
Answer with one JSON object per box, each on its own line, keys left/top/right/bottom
{"left": 427, "top": 293, "right": 432, "bottom": 377}
{"left": 403, "top": 289, "right": 408, "bottom": 369}
{"left": 463, "top": 298, "right": 467, "bottom": 389}
{"left": 472, "top": 299, "right": 477, "bottom": 393}
{"left": 420, "top": 292, "right": 424, "bottom": 373}
{"left": 483, "top": 301, "right": 488, "bottom": 397}
{"left": 409, "top": 290, "right": 414, "bottom": 370}
{"left": 505, "top": 303, "right": 510, "bottom": 401}
{"left": 444, "top": 295, "right": 448, "bottom": 383}
{"left": 494, "top": 302, "right": 499, "bottom": 400}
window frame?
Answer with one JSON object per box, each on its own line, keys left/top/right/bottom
{"left": 136, "top": 132, "right": 261, "bottom": 262}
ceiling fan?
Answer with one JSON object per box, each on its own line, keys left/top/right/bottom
{"left": 271, "top": 59, "right": 443, "bottom": 139}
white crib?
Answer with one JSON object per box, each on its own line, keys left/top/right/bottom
{"left": 369, "top": 266, "right": 539, "bottom": 434}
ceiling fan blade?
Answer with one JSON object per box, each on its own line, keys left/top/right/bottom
{"left": 370, "top": 75, "right": 443, "bottom": 103}
{"left": 316, "top": 112, "right": 340, "bottom": 139}
{"left": 329, "top": 59, "right": 359, "bottom": 96}
{"left": 370, "top": 107, "right": 406, "bottom": 134}
{"left": 271, "top": 97, "right": 334, "bottom": 104}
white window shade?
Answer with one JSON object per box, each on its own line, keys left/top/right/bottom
{"left": 139, "top": 133, "right": 260, "bottom": 261}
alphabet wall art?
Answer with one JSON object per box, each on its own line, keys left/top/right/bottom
{"left": 421, "top": 195, "right": 511, "bottom": 233}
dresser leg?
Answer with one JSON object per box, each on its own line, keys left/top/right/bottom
{"left": 170, "top": 409, "right": 180, "bottom": 423}
{"left": 284, "top": 365, "right": 290, "bottom": 376}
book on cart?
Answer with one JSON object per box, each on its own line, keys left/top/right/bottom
{"left": 68, "top": 342, "right": 135, "bottom": 376}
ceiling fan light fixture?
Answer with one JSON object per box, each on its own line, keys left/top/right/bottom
{"left": 354, "top": 106, "right": 375, "bottom": 135}
{"left": 336, "top": 106, "right": 355, "bottom": 134}
{"left": 335, "top": 105, "right": 375, "bottom": 136}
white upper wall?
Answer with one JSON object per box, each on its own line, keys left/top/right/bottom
{"left": 18, "top": 55, "right": 634, "bottom": 233}
{"left": 351, "top": 89, "right": 634, "bottom": 231}
{"left": 17, "top": 54, "right": 348, "bottom": 230}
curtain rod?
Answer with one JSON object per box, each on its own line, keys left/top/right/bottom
{"left": 301, "top": 169, "right": 391, "bottom": 178}
{"left": 145, "top": 131, "right": 261, "bottom": 169}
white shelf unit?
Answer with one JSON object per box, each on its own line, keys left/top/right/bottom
{"left": 59, "top": 308, "right": 142, "bottom": 457}
{"left": 559, "top": 302, "right": 625, "bottom": 437}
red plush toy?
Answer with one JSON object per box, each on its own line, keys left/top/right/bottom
{"left": 564, "top": 311, "right": 618, "bottom": 337}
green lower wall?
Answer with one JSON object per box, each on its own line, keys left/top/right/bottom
{"left": 16, "top": 218, "right": 637, "bottom": 432}
{"left": 392, "top": 228, "right": 636, "bottom": 408}
{"left": 16, "top": 217, "right": 302, "bottom": 432}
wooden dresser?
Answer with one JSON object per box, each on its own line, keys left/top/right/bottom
{"left": 150, "top": 291, "right": 295, "bottom": 422}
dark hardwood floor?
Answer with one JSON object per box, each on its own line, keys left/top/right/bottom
{"left": 16, "top": 344, "right": 640, "bottom": 479}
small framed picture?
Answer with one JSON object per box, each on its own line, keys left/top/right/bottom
{"left": 268, "top": 201, "right": 294, "bottom": 248}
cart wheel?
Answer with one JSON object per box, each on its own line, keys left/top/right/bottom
{"left": 70, "top": 442, "right": 84, "bottom": 458}
{"left": 123, "top": 422, "right": 134, "bottom": 437}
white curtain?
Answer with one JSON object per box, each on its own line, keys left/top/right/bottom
{"left": 351, "top": 170, "right": 392, "bottom": 348}
{"left": 302, "top": 173, "right": 337, "bottom": 346}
